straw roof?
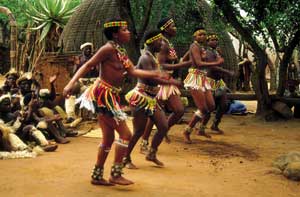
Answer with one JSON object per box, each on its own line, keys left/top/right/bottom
{"left": 61, "top": 0, "right": 121, "bottom": 52}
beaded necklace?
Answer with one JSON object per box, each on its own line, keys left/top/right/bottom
{"left": 162, "top": 35, "right": 177, "bottom": 60}
{"left": 109, "top": 41, "right": 134, "bottom": 69}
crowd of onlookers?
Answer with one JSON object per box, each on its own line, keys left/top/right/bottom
{"left": 0, "top": 42, "right": 96, "bottom": 159}
{"left": 0, "top": 69, "right": 82, "bottom": 158}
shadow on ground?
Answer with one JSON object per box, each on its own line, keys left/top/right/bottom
{"left": 172, "top": 135, "right": 259, "bottom": 161}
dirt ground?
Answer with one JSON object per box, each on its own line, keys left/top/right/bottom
{"left": 1, "top": 101, "right": 300, "bottom": 197}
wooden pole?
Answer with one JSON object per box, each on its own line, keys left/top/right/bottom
{"left": 0, "top": 6, "right": 18, "bottom": 70}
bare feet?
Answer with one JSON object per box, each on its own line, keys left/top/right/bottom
{"left": 125, "top": 161, "right": 139, "bottom": 169}
{"left": 146, "top": 154, "right": 164, "bottom": 167}
{"left": 164, "top": 135, "right": 171, "bottom": 144}
{"left": 109, "top": 176, "right": 134, "bottom": 185}
{"left": 183, "top": 131, "right": 192, "bottom": 144}
{"left": 211, "top": 125, "right": 224, "bottom": 134}
{"left": 197, "top": 130, "right": 211, "bottom": 138}
{"left": 91, "top": 178, "right": 115, "bottom": 186}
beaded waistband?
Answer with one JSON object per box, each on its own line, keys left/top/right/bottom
{"left": 136, "top": 83, "right": 159, "bottom": 96}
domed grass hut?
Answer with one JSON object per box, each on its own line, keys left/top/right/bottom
{"left": 61, "top": 0, "right": 139, "bottom": 61}
{"left": 61, "top": 0, "right": 237, "bottom": 88}
{"left": 35, "top": 0, "right": 237, "bottom": 101}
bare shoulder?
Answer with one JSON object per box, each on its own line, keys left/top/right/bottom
{"left": 99, "top": 42, "right": 115, "bottom": 53}
{"left": 141, "top": 53, "right": 153, "bottom": 63}
{"left": 161, "top": 40, "right": 169, "bottom": 51}
{"left": 190, "top": 42, "right": 199, "bottom": 51}
{"left": 92, "top": 42, "right": 116, "bottom": 60}
{"left": 137, "top": 54, "right": 152, "bottom": 69}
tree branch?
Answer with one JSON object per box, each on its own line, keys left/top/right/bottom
{"left": 277, "top": 28, "right": 300, "bottom": 95}
{"left": 213, "top": 0, "right": 264, "bottom": 55}
{"left": 139, "top": 0, "right": 154, "bottom": 40}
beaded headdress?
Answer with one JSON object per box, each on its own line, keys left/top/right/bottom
{"left": 145, "top": 33, "right": 162, "bottom": 45}
{"left": 104, "top": 21, "right": 127, "bottom": 28}
{"left": 207, "top": 34, "right": 218, "bottom": 41}
{"left": 193, "top": 29, "right": 206, "bottom": 36}
{"left": 160, "top": 19, "right": 174, "bottom": 30}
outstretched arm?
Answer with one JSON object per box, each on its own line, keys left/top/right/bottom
{"left": 63, "top": 44, "right": 110, "bottom": 97}
{"left": 126, "top": 66, "right": 163, "bottom": 79}
{"left": 127, "top": 55, "right": 169, "bottom": 80}
{"left": 151, "top": 76, "right": 182, "bottom": 87}
{"left": 181, "top": 50, "right": 190, "bottom": 62}
{"left": 161, "top": 60, "right": 192, "bottom": 70}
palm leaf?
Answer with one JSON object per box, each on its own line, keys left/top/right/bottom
{"left": 25, "top": 14, "right": 45, "bottom": 22}
{"left": 58, "top": 0, "right": 68, "bottom": 15}
{"left": 24, "top": 0, "right": 44, "bottom": 18}
{"left": 39, "top": 23, "right": 52, "bottom": 43}
{"left": 59, "top": 0, "right": 78, "bottom": 16}
{"left": 45, "top": 0, "right": 55, "bottom": 16}
{"left": 62, "top": 6, "right": 78, "bottom": 18}
{"left": 25, "top": 0, "right": 80, "bottom": 49}
{"left": 54, "top": 0, "right": 63, "bottom": 16}
{"left": 36, "top": 0, "right": 51, "bottom": 16}
{"left": 30, "top": 22, "right": 48, "bottom": 31}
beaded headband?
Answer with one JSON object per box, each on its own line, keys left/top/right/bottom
{"left": 207, "top": 34, "right": 218, "bottom": 41}
{"left": 104, "top": 21, "right": 127, "bottom": 28}
{"left": 145, "top": 33, "right": 162, "bottom": 45}
{"left": 193, "top": 29, "right": 206, "bottom": 36}
{"left": 160, "top": 19, "right": 174, "bottom": 30}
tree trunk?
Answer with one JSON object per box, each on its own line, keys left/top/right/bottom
{"left": 252, "top": 52, "right": 271, "bottom": 115}
{"left": 214, "top": 0, "right": 271, "bottom": 118}
{"left": 277, "top": 30, "right": 300, "bottom": 96}
{"left": 267, "top": 54, "right": 277, "bottom": 91}
{"left": 270, "top": 66, "right": 277, "bottom": 91}
{"left": 0, "top": 6, "right": 18, "bottom": 70}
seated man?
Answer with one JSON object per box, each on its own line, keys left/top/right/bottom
{"left": 22, "top": 93, "right": 70, "bottom": 144}
{"left": 38, "top": 88, "right": 78, "bottom": 137}
{"left": 2, "top": 68, "right": 19, "bottom": 95}
{"left": 0, "top": 94, "right": 57, "bottom": 152}
{"left": 16, "top": 72, "right": 70, "bottom": 144}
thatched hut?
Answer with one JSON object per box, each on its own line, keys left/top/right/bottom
{"left": 60, "top": 0, "right": 237, "bottom": 88}
{"left": 61, "top": 0, "right": 139, "bottom": 61}
{"left": 34, "top": 0, "right": 237, "bottom": 102}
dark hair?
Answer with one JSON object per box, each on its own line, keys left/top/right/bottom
{"left": 143, "top": 29, "right": 162, "bottom": 46}
{"left": 103, "top": 17, "right": 124, "bottom": 40}
{"left": 193, "top": 26, "right": 205, "bottom": 34}
{"left": 157, "top": 17, "right": 172, "bottom": 30}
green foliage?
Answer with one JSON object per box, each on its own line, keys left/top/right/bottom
{"left": 0, "top": 0, "right": 82, "bottom": 26}
{"left": 24, "top": 0, "right": 79, "bottom": 42}
{"left": 0, "top": 0, "right": 31, "bottom": 25}
{"left": 215, "top": 0, "right": 300, "bottom": 51}
{"left": 130, "top": 0, "right": 203, "bottom": 44}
